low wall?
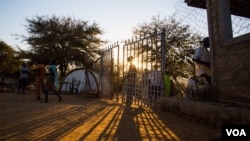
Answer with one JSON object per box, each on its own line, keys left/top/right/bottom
{"left": 160, "top": 97, "right": 250, "bottom": 128}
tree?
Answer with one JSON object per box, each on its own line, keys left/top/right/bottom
{"left": 18, "top": 15, "right": 104, "bottom": 78}
{"left": 0, "top": 40, "right": 20, "bottom": 83}
{"left": 133, "top": 15, "right": 202, "bottom": 78}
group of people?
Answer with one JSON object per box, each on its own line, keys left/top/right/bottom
{"left": 124, "top": 36, "right": 211, "bottom": 103}
{"left": 125, "top": 56, "right": 163, "bottom": 104}
{"left": 17, "top": 37, "right": 211, "bottom": 103}
{"left": 17, "top": 59, "right": 62, "bottom": 103}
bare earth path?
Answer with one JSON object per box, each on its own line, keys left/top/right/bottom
{"left": 0, "top": 91, "right": 219, "bottom": 141}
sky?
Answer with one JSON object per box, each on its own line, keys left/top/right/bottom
{"left": 0, "top": 0, "right": 176, "bottom": 50}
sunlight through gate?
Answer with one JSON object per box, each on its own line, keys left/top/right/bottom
{"left": 100, "top": 29, "right": 166, "bottom": 107}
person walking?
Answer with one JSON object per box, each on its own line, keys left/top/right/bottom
{"left": 17, "top": 63, "right": 30, "bottom": 94}
{"left": 34, "top": 61, "right": 46, "bottom": 101}
{"left": 43, "top": 59, "right": 62, "bottom": 103}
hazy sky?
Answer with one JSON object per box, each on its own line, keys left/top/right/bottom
{"left": 0, "top": 0, "right": 176, "bottom": 50}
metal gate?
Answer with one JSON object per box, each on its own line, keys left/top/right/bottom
{"left": 100, "top": 29, "right": 166, "bottom": 107}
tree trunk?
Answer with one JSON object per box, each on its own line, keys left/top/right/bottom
{"left": 59, "top": 63, "right": 67, "bottom": 81}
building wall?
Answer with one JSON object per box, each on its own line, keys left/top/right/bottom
{"left": 207, "top": 0, "right": 250, "bottom": 102}
{"left": 215, "top": 38, "right": 250, "bottom": 102}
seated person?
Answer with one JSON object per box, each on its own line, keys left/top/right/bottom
{"left": 192, "top": 37, "right": 211, "bottom": 85}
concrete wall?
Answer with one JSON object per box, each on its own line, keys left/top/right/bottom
{"left": 207, "top": 0, "right": 250, "bottom": 102}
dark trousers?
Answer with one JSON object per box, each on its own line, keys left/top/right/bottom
{"left": 127, "top": 85, "right": 135, "bottom": 103}
{"left": 44, "top": 91, "right": 62, "bottom": 102}
{"left": 200, "top": 73, "right": 211, "bottom": 85}
{"left": 148, "top": 85, "right": 161, "bottom": 103}
{"left": 18, "top": 78, "right": 28, "bottom": 94}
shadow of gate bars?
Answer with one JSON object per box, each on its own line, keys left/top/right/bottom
{"left": 100, "top": 29, "right": 166, "bottom": 107}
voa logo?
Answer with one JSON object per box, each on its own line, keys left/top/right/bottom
{"left": 226, "top": 129, "right": 246, "bottom": 136}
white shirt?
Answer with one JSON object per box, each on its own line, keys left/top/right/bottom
{"left": 193, "top": 46, "right": 211, "bottom": 76}
{"left": 148, "top": 70, "right": 161, "bottom": 86}
{"left": 193, "top": 46, "right": 210, "bottom": 63}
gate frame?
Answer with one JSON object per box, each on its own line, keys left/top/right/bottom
{"left": 100, "top": 29, "right": 166, "bottom": 107}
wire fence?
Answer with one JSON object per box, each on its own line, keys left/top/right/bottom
{"left": 175, "top": 0, "right": 250, "bottom": 38}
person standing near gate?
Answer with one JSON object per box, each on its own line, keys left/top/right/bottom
{"left": 141, "top": 68, "right": 150, "bottom": 102}
{"left": 148, "top": 65, "right": 161, "bottom": 104}
{"left": 192, "top": 37, "right": 211, "bottom": 85}
{"left": 17, "top": 63, "right": 30, "bottom": 94}
{"left": 164, "top": 70, "right": 171, "bottom": 97}
{"left": 125, "top": 56, "right": 137, "bottom": 104}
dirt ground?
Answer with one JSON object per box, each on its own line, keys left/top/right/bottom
{"left": 0, "top": 90, "right": 220, "bottom": 141}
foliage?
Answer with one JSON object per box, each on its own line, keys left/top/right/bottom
{"left": 18, "top": 15, "right": 104, "bottom": 78}
{"left": 133, "top": 15, "right": 202, "bottom": 78}
{"left": 0, "top": 40, "right": 20, "bottom": 82}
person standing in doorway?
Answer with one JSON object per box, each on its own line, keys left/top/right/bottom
{"left": 43, "top": 59, "right": 62, "bottom": 103}
{"left": 17, "top": 63, "right": 30, "bottom": 94}
{"left": 34, "top": 60, "right": 46, "bottom": 101}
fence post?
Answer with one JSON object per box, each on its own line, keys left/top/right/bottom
{"left": 99, "top": 51, "right": 104, "bottom": 98}
{"left": 116, "top": 41, "right": 119, "bottom": 102}
{"left": 161, "top": 28, "right": 166, "bottom": 98}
